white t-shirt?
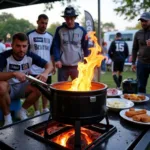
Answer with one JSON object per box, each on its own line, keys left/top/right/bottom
{"left": 27, "top": 30, "right": 53, "bottom": 75}
{"left": 0, "top": 42, "right": 6, "bottom": 53}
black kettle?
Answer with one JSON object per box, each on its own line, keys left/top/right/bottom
{"left": 122, "top": 78, "right": 138, "bottom": 94}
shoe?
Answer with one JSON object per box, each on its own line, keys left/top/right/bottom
{"left": 34, "top": 110, "right": 40, "bottom": 116}
{"left": 42, "top": 108, "right": 49, "bottom": 113}
{"left": 3, "top": 119, "right": 13, "bottom": 126}
{"left": 117, "top": 87, "right": 121, "bottom": 90}
{"left": 18, "top": 109, "right": 28, "bottom": 120}
{"left": 101, "top": 71, "right": 105, "bottom": 74}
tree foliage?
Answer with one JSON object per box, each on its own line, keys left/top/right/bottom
{"left": 0, "top": 13, "right": 35, "bottom": 40}
{"left": 0, "top": 12, "right": 15, "bottom": 23}
{"left": 102, "top": 22, "right": 115, "bottom": 32}
{"left": 44, "top": 0, "right": 76, "bottom": 11}
{"left": 126, "top": 22, "right": 141, "bottom": 30}
{"left": 113, "top": 0, "right": 150, "bottom": 20}
{"left": 47, "top": 22, "right": 61, "bottom": 35}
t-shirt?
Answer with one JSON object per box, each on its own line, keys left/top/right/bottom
{"left": 0, "top": 42, "right": 6, "bottom": 53}
{"left": 0, "top": 50, "right": 47, "bottom": 84}
{"left": 27, "top": 30, "right": 53, "bottom": 75}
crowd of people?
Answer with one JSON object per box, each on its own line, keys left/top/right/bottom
{"left": 0, "top": 6, "right": 149, "bottom": 127}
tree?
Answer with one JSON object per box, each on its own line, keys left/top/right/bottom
{"left": 126, "top": 22, "right": 141, "bottom": 30}
{"left": 102, "top": 22, "right": 116, "bottom": 32}
{"left": 44, "top": 0, "right": 77, "bottom": 11}
{"left": 0, "top": 16, "right": 35, "bottom": 40}
{"left": 47, "top": 22, "right": 61, "bottom": 35}
{"left": 0, "top": 12, "right": 14, "bottom": 23}
{"left": 113, "top": 0, "right": 150, "bottom": 20}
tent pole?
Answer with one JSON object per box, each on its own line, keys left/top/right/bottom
{"left": 97, "top": 0, "right": 101, "bottom": 82}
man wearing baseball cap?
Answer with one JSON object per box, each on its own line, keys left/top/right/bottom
{"left": 52, "top": 6, "right": 89, "bottom": 81}
{"left": 138, "top": 12, "right": 150, "bottom": 21}
{"left": 132, "top": 12, "right": 150, "bottom": 93}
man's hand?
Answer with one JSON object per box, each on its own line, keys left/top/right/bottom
{"left": 13, "top": 72, "right": 26, "bottom": 82}
{"left": 51, "top": 67, "right": 56, "bottom": 75}
{"left": 55, "top": 61, "right": 62, "bottom": 68}
{"left": 131, "top": 64, "right": 136, "bottom": 72}
{"left": 36, "top": 73, "right": 48, "bottom": 83}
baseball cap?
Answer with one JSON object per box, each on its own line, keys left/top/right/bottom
{"left": 61, "top": 6, "right": 78, "bottom": 17}
{"left": 138, "top": 12, "right": 150, "bottom": 21}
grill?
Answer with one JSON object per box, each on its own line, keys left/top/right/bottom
{"left": 25, "top": 81, "right": 117, "bottom": 149}
{"left": 25, "top": 114, "right": 116, "bottom": 150}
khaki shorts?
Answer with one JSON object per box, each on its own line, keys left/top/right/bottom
{"left": 10, "top": 81, "right": 29, "bottom": 100}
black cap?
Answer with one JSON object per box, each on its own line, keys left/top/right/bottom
{"left": 116, "top": 32, "right": 122, "bottom": 37}
{"left": 138, "top": 12, "right": 150, "bottom": 21}
{"left": 61, "top": 6, "right": 78, "bottom": 17}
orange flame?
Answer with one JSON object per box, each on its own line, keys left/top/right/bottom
{"left": 70, "top": 31, "right": 105, "bottom": 91}
{"left": 52, "top": 128, "right": 93, "bottom": 148}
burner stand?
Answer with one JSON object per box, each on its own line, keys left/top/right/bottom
{"left": 25, "top": 113, "right": 116, "bottom": 150}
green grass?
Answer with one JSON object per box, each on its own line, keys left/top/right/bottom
{"left": 1, "top": 68, "right": 150, "bottom": 126}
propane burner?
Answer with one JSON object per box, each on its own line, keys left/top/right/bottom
{"left": 51, "top": 127, "right": 101, "bottom": 150}
{"left": 25, "top": 115, "right": 116, "bottom": 150}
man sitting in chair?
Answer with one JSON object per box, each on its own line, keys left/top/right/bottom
{"left": 0, "top": 32, "right": 53, "bottom": 126}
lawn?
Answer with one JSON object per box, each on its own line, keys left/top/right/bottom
{"left": 0, "top": 68, "right": 150, "bottom": 127}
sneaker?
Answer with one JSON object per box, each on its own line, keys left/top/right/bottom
{"left": 117, "top": 87, "right": 121, "bottom": 90}
{"left": 101, "top": 71, "right": 105, "bottom": 74}
{"left": 3, "top": 119, "right": 13, "bottom": 126}
{"left": 18, "top": 109, "right": 28, "bottom": 120}
{"left": 34, "top": 110, "right": 40, "bottom": 116}
{"left": 43, "top": 108, "right": 49, "bottom": 113}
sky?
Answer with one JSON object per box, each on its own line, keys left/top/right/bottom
{"left": 0, "top": 0, "right": 139, "bottom": 31}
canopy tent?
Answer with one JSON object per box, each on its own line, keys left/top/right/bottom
{"left": 0, "top": 0, "right": 61, "bottom": 10}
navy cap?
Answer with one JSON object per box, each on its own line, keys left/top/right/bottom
{"left": 138, "top": 12, "right": 150, "bottom": 21}
{"left": 61, "top": 6, "right": 78, "bottom": 17}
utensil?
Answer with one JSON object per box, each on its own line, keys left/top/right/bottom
{"left": 26, "top": 75, "right": 48, "bottom": 86}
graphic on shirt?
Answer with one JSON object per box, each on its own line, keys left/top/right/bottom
{"left": 33, "top": 37, "right": 51, "bottom": 51}
{"left": 115, "top": 42, "right": 125, "bottom": 52}
{"left": 62, "top": 32, "right": 79, "bottom": 46}
{"left": 27, "top": 30, "right": 53, "bottom": 75}
{"left": 22, "top": 63, "right": 29, "bottom": 70}
{"left": 9, "top": 64, "right": 20, "bottom": 71}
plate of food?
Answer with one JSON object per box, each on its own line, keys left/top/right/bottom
{"left": 106, "top": 98, "right": 134, "bottom": 111}
{"left": 120, "top": 108, "right": 150, "bottom": 125}
{"left": 107, "top": 88, "right": 122, "bottom": 97}
{"left": 120, "top": 94, "right": 149, "bottom": 103}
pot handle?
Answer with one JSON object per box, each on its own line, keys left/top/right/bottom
{"left": 32, "top": 83, "right": 51, "bottom": 100}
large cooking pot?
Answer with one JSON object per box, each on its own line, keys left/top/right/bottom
{"left": 33, "top": 81, "right": 108, "bottom": 126}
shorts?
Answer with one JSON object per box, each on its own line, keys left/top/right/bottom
{"left": 112, "top": 61, "right": 125, "bottom": 72}
{"left": 10, "top": 81, "right": 29, "bottom": 100}
{"left": 30, "top": 75, "right": 52, "bottom": 84}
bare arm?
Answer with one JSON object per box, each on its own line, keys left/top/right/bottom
{"left": 0, "top": 72, "right": 26, "bottom": 82}
{"left": 36, "top": 62, "right": 54, "bottom": 82}
{"left": 0, "top": 72, "right": 15, "bottom": 81}
{"left": 51, "top": 55, "right": 56, "bottom": 74}
{"left": 43, "top": 62, "right": 54, "bottom": 75}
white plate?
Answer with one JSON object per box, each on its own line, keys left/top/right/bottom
{"left": 120, "top": 94, "right": 149, "bottom": 103}
{"left": 106, "top": 98, "right": 134, "bottom": 111}
{"left": 107, "top": 89, "right": 122, "bottom": 97}
{"left": 120, "top": 109, "right": 150, "bottom": 125}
